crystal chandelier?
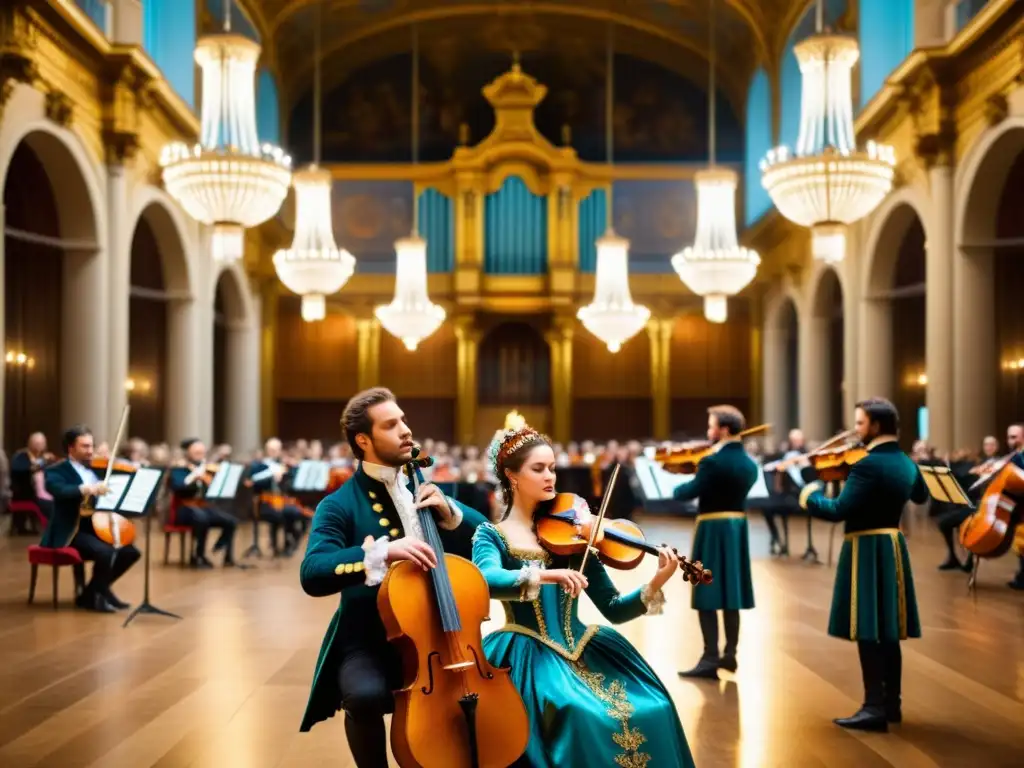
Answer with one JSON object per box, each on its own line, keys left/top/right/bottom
{"left": 578, "top": 232, "right": 651, "bottom": 353}
{"left": 375, "top": 235, "right": 445, "bottom": 351}
{"left": 160, "top": 3, "right": 291, "bottom": 263}
{"left": 273, "top": 8, "right": 353, "bottom": 322}
{"left": 673, "top": 0, "right": 758, "bottom": 323}
{"left": 578, "top": 24, "right": 650, "bottom": 353}
{"left": 274, "top": 168, "right": 355, "bottom": 321}
{"left": 760, "top": 3, "right": 895, "bottom": 263}
{"left": 673, "top": 169, "right": 760, "bottom": 323}
{"left": 376, "top": 24, "right": 445, "bottom": 351}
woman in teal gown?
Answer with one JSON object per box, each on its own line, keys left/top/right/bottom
{"left": 473, "top": 426, "right": 696, "bottom": 767}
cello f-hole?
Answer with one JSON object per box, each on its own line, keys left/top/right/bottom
{"left": 466, "top": 644, "right": 495, "bottom": 680}
{"left": 421, "top": 651, "right": 440, "bottom": 695}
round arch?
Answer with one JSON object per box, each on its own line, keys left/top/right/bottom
{"left": 956, "top": 118, "right": 1024, "bottom": 243}
{"left": 763, "top": 282, "right": 803, "bottom": 333}
{"left": 129, "top": 186, "right": 198, "bottom": 296}
{"left": 861, "top": 185, "right": 929, "bottom": 297}
{"left": 214, "top": 261, "right": 257, "bottom": 327}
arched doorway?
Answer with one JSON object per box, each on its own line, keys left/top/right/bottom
{"left": 477, "top": 321, "right": 550, "bottom": 443}
{"left": 2, "top": 130, "right": 101, "bottom": 451}
{"left": 812, "top": 269, "right": 845, "bottom": 435}
{"left": 957, "top": 122, "right": 1024, "bottom": 448}
{"left": 864, "top": 201, "right": 926, "bottom": 447}
{"left": 763, "top": 295, "right": 799, "bottom": 443}
{"left": 127, "top": 202, "right": 191, "bottom": 443}
{"left": 211, "top": 264, "right": 259, "bottom": 453}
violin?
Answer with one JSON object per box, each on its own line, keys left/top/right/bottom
{"left": 535, "top": 492, "right": 713, "bottom": 585}
{"left": 377, "top": 448, "right": 529, "bottom": 768}
{"left": 655, "top": 423, "right": 771, "bottom": 475}
{"left": 764, "top": 428, "right": 864, "bottom": 483}
{"left": 83, "top": 406, "right": 137, "bottom": 548}
{"left": 326, "top": 465, "right": 353, "bottom": 492}
{"left": 959, "top": 451, "right": 1024, "bottom": 558}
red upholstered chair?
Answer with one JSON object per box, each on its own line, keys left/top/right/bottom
{"left": 8, "top": 499, "right": 46, "bottom": 532}
{"left": 27, "top": 545, "right": 85, "bottom": 609}
{"left": 163, "top": 496, "right": 192, "bottom": 566}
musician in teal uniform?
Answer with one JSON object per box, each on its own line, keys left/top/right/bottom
{"left": 1005, "top": 423, "right": 1024, "bottom": 590}
{"left": 474, "top": 425, "right": 694, "bottom": 768}
{"left": 298, "top": 388, "right": 486, "bottom": 768}
{"left": 43, "top": 425, "right": 140, "bottom": 613}
{"left": 673, "top": 404, "right": 759, "bottom": 679}
{"left": 169, "top": 438, "right": 238, "bottom": 568}
{"left": 799, "top": 397, "right": 927, "bottom": 732}
{"left": 247, "top": 437, "right": 305, "bottom": 556}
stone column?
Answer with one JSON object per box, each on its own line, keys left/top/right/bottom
{"left": 259, "top": 280, "right": 278, "bottom": 439}
{"left": 646, "top": 318, "right": 673, "bottom": 440}
{"left": 356, "top": 317, "right": 382, "bottom": 391}
{"left": 0, "top": 202, "right": 5, "bottom": 447}
{"left": 63, "top": 244, "right": 110, "bottom": 431}
{"left": 798, "top": 308, "right": 830, "bottom": 442}
{"left": 925, "top": 163, "right": 955, "bottom": 451}
{"left": 106, "top": 162, "right": 131, "bottom": 432}
{"left": 225, "top": 317, "right": 261, "bottom": 454}
{"left": 545, "top": 319, "right": 574, "bottom": 445}
{"left": 166, "top": 297, "right": 201, "bottom": 444}
{"left": 856, "top": 298, "right": 893, "bottom": 403}
{"left": 953, "top": 246, "right": 997, "bottom": 449}
{"left": 454, "top": 318, "right": 481, "bottom": 446}
{"left": 762, "top": 318, "right": 789, "bottom": 443}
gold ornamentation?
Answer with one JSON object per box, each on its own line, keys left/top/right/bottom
{"left": 372, "top": 502, "right": 383, "bottom": 512}
{"left": 389, "top": 528, "right": 400, "bottom": 538}
{"left": 45, "top": 88, "right": 72, "bottom": 126}
{"left": 486, "top": 522, "right": 551, "bottom": 565}
{"left": 379, "top": 518, "right": 389, "bottom": 527}
{"left": 368, "top": 491, "right": 377, "bottom": 499}
{"left": 572, "top": 660, "right": 651, "bottom": 768}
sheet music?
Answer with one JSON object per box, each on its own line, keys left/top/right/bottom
{"left": 207, "top": 463, "right": 243, "bottom": 499}
{"left": 633, "top": 457, "right": 767, "bottom": 501}
{"left": 294, "top": 460, "right": 329, "bottom": 491}
{"left": 119, "top": 467, "right": 163, "bottom": 514}
{"left": 95, "top": 474, "right": 131, "bottom": 510}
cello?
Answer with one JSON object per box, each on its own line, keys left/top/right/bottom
{"left": 84, "top": 404, "right": 137, "bottom": 548}
{"left": 377, "top": 447, "right": 529, "bottom": 768}
{"left": 959, "top": 451, "right": 1024, "bottom": 558}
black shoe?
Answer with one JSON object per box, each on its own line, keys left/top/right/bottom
{"left": 678, "top": 659, "right": 720, "bottom": 679}
{"left": 834, "top": 707, "right": 888, "bottom": 732}
{"left": 885, "top": 706, "right": 902, "bottom": 723}
{"left": 76, "top": 592, "right": 116, "bottom": 614}
{"left": 718, "top": 656, "right": 737, "bottom": 673}
{"left": 938, "top": 557, "right": 963, "bottom": 571}
{"left": 192, "top": 556, "right": 214, "bottom": 569}
{"left": 104, "top": 590, "right": 130, "bottom": 610}
{"left": 1008, "top": 578, "right": 1024, "bottom": 591}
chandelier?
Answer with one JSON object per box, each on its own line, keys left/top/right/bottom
{"left": 672, "top": 0, "right": 758, "bottom": 323}
{"left": 760, "top": 23, "right": 895, "bottom": 263}
{"left": 160, "top": 11, "right": 291, "bottom": 263}
{"left": 672, "top": 169, "right": 760, "bottom": 323}
{"left": 273, "top": 168, "right": 355, "bottom": 321}
{"left": 578, "top": 232, "right": 651, "bottom": 353}
{"left": 375, "top": 236, "right": 446, "bottom": 351}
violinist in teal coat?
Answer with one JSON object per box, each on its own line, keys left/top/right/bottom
{"left": 673, "top": 405, "right": 759, "bottom": 680}
{"left": 297, "top": 388, "right": 486, "bottom": 768}
{"left": 800, "top": 397, "right": 927, "bottom": 733}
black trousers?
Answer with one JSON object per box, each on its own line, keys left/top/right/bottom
{"left": 258, "top": 503, "right": 304, "bottom": 552}
{"left": 697, "top": 609, "right": 741, "bottom": 661}
{"left": 936, "top": 505, "right": 972, "bottom": 561}
{"left": 336, "top": 644, "right": 402, "bottom": 768}
{"left": 857, "top": 640, "right": 901, "bottom": 712}
{"left": 70, "top": 531, "right": 140, "bottom": 597}
{"left": 177, "top": 503, "right": 237, "bottom": 561}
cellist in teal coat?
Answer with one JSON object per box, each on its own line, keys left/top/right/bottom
{"left": 297, "top": 388, "right": 486, "bottom": 768}
{"left": 800, "top": 397, "right": 927, "bottom": 732}
{"left": 673, "top": 405, "right": 759, "bottom": 680}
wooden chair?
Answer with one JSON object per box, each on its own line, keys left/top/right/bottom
{"left": 163, "top": 495, "right": 193, "bottom": 566}
{"left": 27, "top": 545, "right": 85, "bottom": 609}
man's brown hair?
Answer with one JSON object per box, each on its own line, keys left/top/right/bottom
{"left": 708, "top": 404, "right": 745, "bottom": 436}
{"left": 341, "top": 387, "right": 396, "bottom": 460}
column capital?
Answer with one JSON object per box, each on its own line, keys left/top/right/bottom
{"left": 646, "top": 316, "right": 674, "bottom": 341}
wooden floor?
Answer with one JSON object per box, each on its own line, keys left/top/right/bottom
{"left": 1, "top": 516, "right": 1022, "bottom": 768}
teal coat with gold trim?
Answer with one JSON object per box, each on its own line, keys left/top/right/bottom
{"left": 801, "top": 438, "right": 928, "bottom": 641}
{"left": 298, "top": 464, "right": 487, "bottom": 732}
{"left": 41, "top": 460, "right": 89, "bottom": 549}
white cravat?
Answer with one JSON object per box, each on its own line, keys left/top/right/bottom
{"left": 70, "top": 460, "right": 100, "bottom": 486}
{"left": 360, "top": 461, "right": 463, "bottom": 586}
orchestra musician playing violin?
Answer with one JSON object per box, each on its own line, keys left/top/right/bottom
{"left": 673, "top": 405, "right": 759, "bottom": 680}
{"left": 1001, "top": 423, "right": 1024, "bottom": 590}
{"left": 169, "top": 438, "right": 238, "bottom": 568}
{"left": 42, "top": 425, "right": 141, "bottom": 613}
{"left": 799, "top": 397, "right": 927, "bottom": 732}
{"left": 248, "top": 437, "right": 305, "bottom": 556}
{"left": 472, "top": 425, "right": 695, "bottom": 768}
{"left": 298, "top": 388, "right": 486, "bottom": 768}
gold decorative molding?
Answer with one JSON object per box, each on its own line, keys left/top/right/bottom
{"left": 43, "top": 86, "right": 71, "bottom": 125}
{"left": 0, "top": 6, "right": 40, "bottom": 117}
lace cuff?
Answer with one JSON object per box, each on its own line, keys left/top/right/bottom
{"left": 514, "top": 561, "right": 543, "bottom": 601}
{"left": 436, "top": 497, "right": 464, "bottom": 530}
{"left": 640, "top": 583, "right": 666, "bottom": 616}
{"left": 362, "top": 536, "right": 390, "bottom": 587}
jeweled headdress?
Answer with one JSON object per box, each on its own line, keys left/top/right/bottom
{"left": 487, "top": 424, "right": 541, "bottom": 477}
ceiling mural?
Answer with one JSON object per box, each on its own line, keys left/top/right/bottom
{"left": 287, "top": 50, "right": 742, "bottom": 164}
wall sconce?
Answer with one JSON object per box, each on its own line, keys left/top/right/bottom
{"left": 125, "top": 377, "right": 153, "bottom": 394}
{"left": 1002, "top": 358, "right": 1024, "bottom": 371}
{"left": 5, "top": 350, "right": 35, "bottom": 369}
{"left": 905, "top": 371, "right": 927, "bottom": 388}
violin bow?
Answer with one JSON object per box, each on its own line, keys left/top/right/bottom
{"left": 102, "top": 404, "right": 131, "bottom": 487}
{"left": 578, "top": 463, "right": 620, "bottom": 574}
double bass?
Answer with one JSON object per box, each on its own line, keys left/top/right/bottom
{"left": 959, "top": 451, "right": 1024, "bottom": 558}
{"left": 377, "top": 448, "right": 529, "bottom": 768}
{"left": 83, "top": 405, "right": 137, "bottom": 548}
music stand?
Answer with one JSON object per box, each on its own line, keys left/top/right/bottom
{"left": 93, "top": 467, "right": 182, "bottom": 628}
{"left": 918, "top": 464, "right": 980, "bottom": 591}
{"left": 204, "top": 463, "right": 253, "bottom": 570}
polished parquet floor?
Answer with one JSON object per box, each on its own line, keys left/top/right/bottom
{"left": 1, "top": 515, "right": 1022, "bottom": 768}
